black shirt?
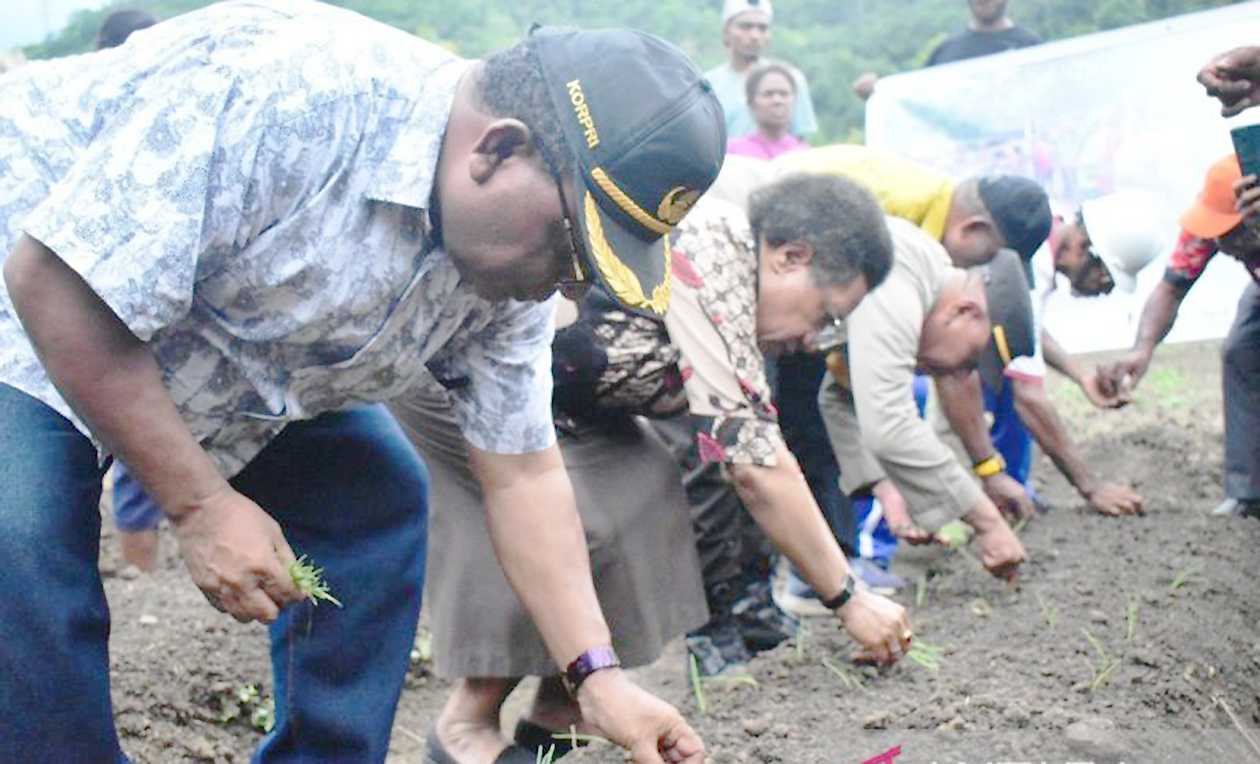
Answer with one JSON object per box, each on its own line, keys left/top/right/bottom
{"left": 926, "top": 25, "right": 1042, "bottom": 67}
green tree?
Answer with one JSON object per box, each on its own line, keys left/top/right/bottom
{"left": 21, "top": 0, "right": 1250, "bottom": 141}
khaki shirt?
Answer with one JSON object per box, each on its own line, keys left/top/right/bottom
{"left": 818, "top": 217, "right": 985, "bottom": 530}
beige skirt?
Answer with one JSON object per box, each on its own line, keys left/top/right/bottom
{"left": 389, "top": 389, "right": 707, "bottom": 678}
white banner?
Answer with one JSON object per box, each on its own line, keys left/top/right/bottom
{"left": 867, "top": 3, "right": 1260, "bottom": 353}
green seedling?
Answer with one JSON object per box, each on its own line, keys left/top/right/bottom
{"left": 795, "top": 621, "right": 810, "bottom": 661}
{"left": 687, "top": 652, "right": 757, "bottom": 717}
{"left": 937, "top": 521, "right": 971, "bottom": 549}
{"left": 251, "top": 698, "right": 275, "bottom": 733}
{"left": 1126, "top": 598, "right": 1139, "bottom": 642}
{"left": 1036, "top": 593, "right": 1058, "bottom": 628}
{"left": 289, "top": 555, "right": 342, "bottom": 607}
{"left": 1082, "top": 629, "right": 1120, "bottom": 690}
{"left": 915, "top": 575, "right": 928, "bottom": 608}
{"left": 1170, "top": 564, "right": 1201, "bottom": 592}
{"left": 549, "top": 727, "right": 606, "bottom": 747}
{"left": 906, "top": 640, "right": 944, "bottom": 672}
{"left": 688, "top": 653, "right": 707, "bottom": 715}
{"left": 821, "top": 656, "right": 861, "bottom": 689}
{"left": 709, "top": 674, "right": 759, "bottom": 689}
{"left": 535, "top": 744, "right": 557, "bottom": 764}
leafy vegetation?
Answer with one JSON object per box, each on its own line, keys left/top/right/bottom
{"left": 21, "top": 0, "right": 1247, "bottom": 141}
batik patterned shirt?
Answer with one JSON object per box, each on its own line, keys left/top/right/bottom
{"left": 0, "top": 0, "right": 557, "bottom": 476}
{"left": 666, "top": 198, "right": 783, "bottom": 466}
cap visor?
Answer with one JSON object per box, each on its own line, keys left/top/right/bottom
{"left": 1019, "top": 254, "right": 1035, "bottom": 289}
{"left": 574, "top": 178, "right": 671, "bottom": 317}
{"left": 1179, "top": 202, "right": 1242, "bottom": 240}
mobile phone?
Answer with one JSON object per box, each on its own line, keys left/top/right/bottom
{"left": 1231, "top": 124, "right": 1260, "bottom": 180}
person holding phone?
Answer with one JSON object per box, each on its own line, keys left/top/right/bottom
{"left": 1100, "top": 154, "right": 1260, "bottom": 519}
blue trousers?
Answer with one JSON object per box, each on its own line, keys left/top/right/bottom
{"left": 0, "top": 384, "right": 428, "bottom": 763}
{"left": 856, "top": 376, "right": 1032, "bottom": 566}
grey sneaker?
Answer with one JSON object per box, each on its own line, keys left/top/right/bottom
{"left": 850, "top": 557, "right": 908, "bottom": 596}
{"left": 1211, "top": 498, "right": 1260, "bottom": 519}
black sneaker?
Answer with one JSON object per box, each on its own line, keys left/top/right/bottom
{"left": 685, "top": 616, "right": 753, "bottom": 678}
{"left": 731, "top": 577, "right": 799, "bottom": 653}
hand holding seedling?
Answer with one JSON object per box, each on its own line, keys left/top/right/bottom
{"left": 170, "top": 485, "right": 304, "bottom": 623}
{"left": 575, "top": 669, "right": 705, "bottom": 763}
{"left": 838, "top": 589, "right": 913, "bottom": 665}
{"left": 1198, "top": 46, "right": 1260, "bottom": 117}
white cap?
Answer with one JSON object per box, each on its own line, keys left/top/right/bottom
{"left": 1079, "top": 190, "right": 1172, "bottom": 294}
{"left": 723, "top": 0, "right": 773, "bottom": 25}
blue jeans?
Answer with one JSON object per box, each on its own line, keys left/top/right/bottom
{"left": 113, "top": 461, "right": 163, "bottom": 532}
{"left": 0, "top": 384, "right": 428, "bottom": 763}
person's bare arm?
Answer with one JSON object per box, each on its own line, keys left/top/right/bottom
{"left": 4, "top": 234, "right": 301, "bottom": 622}
{"left": 1010, "top": 377, "right": 1142, "bottom": 516}
{"left": 1098, "top": 279, "right": 1190, "bottom": 397}
{"left": 934, "top": 370, "right": 1035, "bottom": 520}
{"left": 728, "top": 447, "right": 911, "bottom": 663}
{"left": 1042, "top": 329, "right": 1126, "bottom": 409}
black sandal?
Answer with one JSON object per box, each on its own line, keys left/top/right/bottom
{"left": 513, "top": 719, "right": 590, "bottom": 761}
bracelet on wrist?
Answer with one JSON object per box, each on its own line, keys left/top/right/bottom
{"left": 972, "top": 453, "right": 1006, "bottom": 479}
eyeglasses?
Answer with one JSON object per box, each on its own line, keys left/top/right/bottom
{"left": 535, "top": 138, "right": 590, "bottom": 300}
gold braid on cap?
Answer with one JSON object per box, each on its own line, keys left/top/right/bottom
{"left": 591, "top": 168, "right": 673, "bottom": 236}
{"left": 583, "top": 191, "right": 671, "bottom": 315}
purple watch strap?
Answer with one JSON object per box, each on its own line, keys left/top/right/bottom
{"left": 564, "top": 646, "right": 621, "bottom": 695}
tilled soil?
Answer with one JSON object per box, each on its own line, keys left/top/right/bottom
{"left": 101, "top": 341, "right": 1260, "bottom": 763}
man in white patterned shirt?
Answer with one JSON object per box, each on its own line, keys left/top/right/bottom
{"left": 0, "top": 2, "right": 725, "bottom": 761}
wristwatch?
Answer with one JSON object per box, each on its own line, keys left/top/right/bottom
{"left": 563, "top": 646, "right": 621, "bottom": 697}
{"left": 822, "top": 572, "right": 857, "bottom": 611}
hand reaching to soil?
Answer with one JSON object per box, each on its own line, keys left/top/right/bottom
{"left": 577, "top": 669, "right": 705, "bottom": 763}
{"left": 964, "top": 500, "right": 1026, "bottom": 582}
{"left": 982, "top": 472, "right": 1036, "bottom": 522}
{"left": 1085, "top": 483, "right": 1144, "bottom": 516}
{"left": 872, "top": 479, "right": 934, "bottom": 545}
{"left": 838, "top": 589, "right": 913, "bottom": 665}
{"left": 1198, "top": 46, "right": 1260, "bottom": 116}
{"left": 170, "top": 485, "right": 303, "bottom": 623}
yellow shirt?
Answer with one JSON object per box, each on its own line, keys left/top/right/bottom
{"left": 774, "top": 144, "right": 956, "bottom": 243}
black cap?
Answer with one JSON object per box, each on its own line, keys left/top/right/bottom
{"left": 530, "top": 26, "right": 727, "bottom": 316}
{"left": 977, "top": 176, "right": 1051, "bottom": 287}
{"left": 975, "top": 249, "right": 1036, "bottom": 392}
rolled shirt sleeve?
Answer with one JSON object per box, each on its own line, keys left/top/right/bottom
{"left": 663, "top": 201, "right": 783, "bottom": 467}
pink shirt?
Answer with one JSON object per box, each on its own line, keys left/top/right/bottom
{"left": 726, "top": 132, "right": 808, "bottom": 161}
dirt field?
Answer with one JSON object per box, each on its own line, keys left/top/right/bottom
{"left": 101, "top": 340, "right": 1260, "bottom": 763}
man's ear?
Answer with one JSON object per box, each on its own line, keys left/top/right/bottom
{"left": 469, "top": 118, "right": 535, "bottom": 184}
{"left": 765, "top": 239, "right": 815, "bottom": 273}
{"left": 961, "top": 216, "right": 999, "bottom": 242}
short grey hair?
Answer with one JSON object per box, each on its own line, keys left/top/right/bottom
{"left": 748, "top": 173, "right": 893, "bottom": 289}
